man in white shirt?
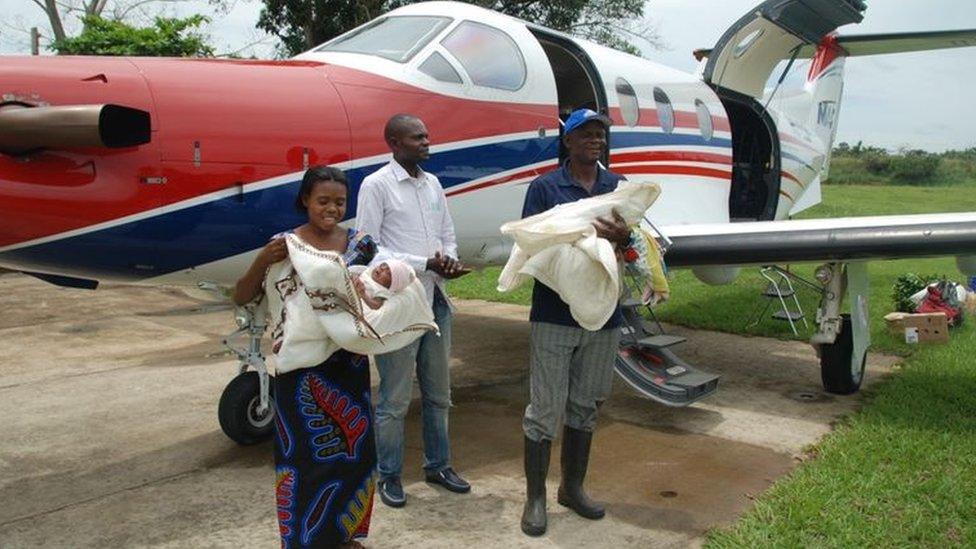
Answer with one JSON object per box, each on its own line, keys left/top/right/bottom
{"left": 355, "top": 113, "right": 471, "bottom": 508}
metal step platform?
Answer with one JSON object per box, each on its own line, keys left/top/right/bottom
{"left": 637, "top": 334, "right": 687, "bottom": 348}
{"left": 763, "top": 285, "right": 795, "bottom": 298}
{"left": 747, "top": 266, "right": 810, "bottom": 336}
{"left": 772, "top": 310, "right": 805, "bottom": 322}
{"left": 616, "top": 290, "right": 719, "bottom": 407}
{"left": 615, "top": 344, "right": 720, "bottom": 407}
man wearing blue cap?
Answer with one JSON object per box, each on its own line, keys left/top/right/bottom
{"left": 518, "top": 108, "right": 632, "bottom": 536}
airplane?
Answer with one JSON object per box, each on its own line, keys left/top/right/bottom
{"left": 2, "top": 0, "right": 976, "bottom": 444}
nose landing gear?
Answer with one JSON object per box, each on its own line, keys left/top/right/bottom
{"left": 218, "top": 306, "right": 275, "bottom": 445}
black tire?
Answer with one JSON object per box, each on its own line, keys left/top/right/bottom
{"left": 820, "top": 314, "right": 866, "bottom": 395}
{"left": 218, "top": 371, "right": 275, "bottom": 445}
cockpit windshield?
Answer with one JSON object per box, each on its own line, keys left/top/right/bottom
{"left": 317, "top": 16, "right": 451, "bottom": 63}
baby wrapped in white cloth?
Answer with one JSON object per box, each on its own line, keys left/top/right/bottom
{"left": 497, "top": 179, "right": 661, "bottom": 330}
{"left": 353, "top": 258, "right": 417, "bottom": 310}
{"left": 268, "top": 234, "right": 437, "bottom": 372}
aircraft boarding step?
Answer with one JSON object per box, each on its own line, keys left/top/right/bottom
{"left": 772, "top": 310, "right": 805, "bottom": 322}
{"left": 763, "top": 285, "right": 795, "bottom": 298}
{"left": 637, "top": 334, "right": 687, "bottom": 348}
{"left": 615, "top": 345, "right": 720, "bottom": 407}
{"left": 616, "top": 295, "right": 719, "bottom": 407}
{"left": 748, "top": 266, "right": 809, "bottom": 336}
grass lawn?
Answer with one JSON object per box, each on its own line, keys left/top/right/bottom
{"left": 449, "top": 184, "right": 976, "bottom": 547}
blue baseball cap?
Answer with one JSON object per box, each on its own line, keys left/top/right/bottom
{"left": 563, "top": 108, "right": 611, "bottom": 135}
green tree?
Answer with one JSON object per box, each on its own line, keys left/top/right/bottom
{"left": 50, "top": 15, "right": 214, "bottom": 56}
{"left": 457, "top": 0, "right": 653, "bottom": 56}
{"left": 259, "top": 0, "right": 655, "bottom": 58}
{"left": 257, "top": 0, "right": 386, "bottom": 58}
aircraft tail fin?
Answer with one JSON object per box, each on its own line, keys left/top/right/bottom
{"left": 796, "top": 35, "right": 846, "bottom": 194}
{"left": 799, "top": 28, "right": 976, "bottom": 187}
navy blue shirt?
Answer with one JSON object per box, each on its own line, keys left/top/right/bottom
{"left": 521, "top": 163, "right": 626, "bottom": 329}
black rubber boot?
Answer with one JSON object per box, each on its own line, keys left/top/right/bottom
{"left": 557, "top": 426, "right": 605, "bottom": 519}
{"left": 520, "top": 436, "right": 551, "bottom": 536}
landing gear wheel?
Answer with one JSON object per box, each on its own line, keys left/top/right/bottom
{"left": 820, "top": 314, "right": 865, "bottom": 395}
{"left": 218, "top": 371, "right": 275, "bottom": 445}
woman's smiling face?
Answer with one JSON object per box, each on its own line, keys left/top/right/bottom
{"left": 302, "top": 179, "right": 346, "bottom": 231}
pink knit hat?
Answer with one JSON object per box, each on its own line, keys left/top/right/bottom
{"left": 385, "top": 259, "right": 415, "bottom": 293}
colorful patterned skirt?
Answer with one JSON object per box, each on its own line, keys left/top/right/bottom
{"left": 273, "top": 351, "right": 376, "bottom": 548}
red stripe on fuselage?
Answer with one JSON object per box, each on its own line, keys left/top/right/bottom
{"left": 446, "top": 151, "right": 735, "bottom": 198}
{"left": 779, "top": 133, "right": 821, "bottom": 154}
{"left": 606, "top": 107, "right": 731, "bottom": 133}
{"left": 611, "top": 150, "right": 732, "bottom": 165}
{"left": 445, "top": 163, "right": 559, "bottom": 198}
{"left": 780, "top": 170, "right": 807, "bottom": 188}
{"left": 612, "top": 164, "right": 731, "bottom": 180}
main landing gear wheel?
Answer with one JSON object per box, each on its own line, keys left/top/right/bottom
{"left": 218, "top": 371, "right": 275, "bottom": 445}
{"left": 820, "top": 314, "right": 865, "bottom": 395}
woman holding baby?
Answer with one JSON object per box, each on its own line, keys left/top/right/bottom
{"left": 233, "top": 166, "right": 407, "bottom": 549}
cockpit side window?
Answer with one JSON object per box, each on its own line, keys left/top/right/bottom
{"left": 318, "top": 16, "right": 451, "bottom": 62}
{"left": 419, "top": 51, "right": 463, "bottom": 84}
{"left": 441, "top": 21, "right": 526, "bottom": 91}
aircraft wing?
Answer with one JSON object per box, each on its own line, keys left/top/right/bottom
{"left": 693, "top": 24, "right": 976, "bottom": 60}
{"left": 694, "top": 28, "right": 976, "bottom": 60}
{"left": 832, "top": 29, "right": 976, "bottom": 56}
{"left": 661, "top": 212, "right": 976, "bottom": 267}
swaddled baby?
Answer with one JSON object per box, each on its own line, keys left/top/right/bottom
{"left": 354, "top": 259, "right": 416, "bottom": 310}
{"left": 273, "top": 235, "right": 436, "bottom": 370}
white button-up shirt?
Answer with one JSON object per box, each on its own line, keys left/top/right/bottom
{"left": 355, "top": 160, "right": 458, "bottom": 307}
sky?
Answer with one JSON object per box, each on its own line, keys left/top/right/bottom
{"left": 2, "top": 0, "right": 974, "bottom": 151}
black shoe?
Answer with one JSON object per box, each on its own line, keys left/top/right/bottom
{"left": 424, "top": 467, "right": 471, "bottom": 493}
{"left": 557, "top": 426, "right": 605, "bottom": 520}
{"left": 521, "top": 436, "right": 551, "bottom": 537}
{"left": 378, "top": 477, "right": 406, "bottom": 508}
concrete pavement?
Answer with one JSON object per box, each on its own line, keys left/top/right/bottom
{"left": 0, "top": 272, "right": 897, "bottom": 547}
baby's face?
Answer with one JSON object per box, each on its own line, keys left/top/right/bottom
{"left": 372, "top": 263, "right": 392, "bottom": 289}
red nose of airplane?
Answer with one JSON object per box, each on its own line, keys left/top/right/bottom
{"left": 0, "top": 55, "right": 350, "bottom": 280}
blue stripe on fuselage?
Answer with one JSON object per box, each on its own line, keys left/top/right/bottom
{"left": 0, "top": 132, "right": 731, "bottom": 280}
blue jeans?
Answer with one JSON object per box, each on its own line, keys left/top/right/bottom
{"left": 374, "top": 288, "right": 453, "bottom": 480}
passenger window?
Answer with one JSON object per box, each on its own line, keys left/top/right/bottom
{"left": 616, "top": 78, "right": 639, "bottom": 127}
{"left": 419, "top": 52, "right": 462, "bottom": 84}
{"left": 695, "top": 99, "right": 713, "bottom": 141}
{"left": 442, "top": 21, "right": 525, "bottom": 91}
{"left": 654, "top": 87, "right": 674, "bottom": 134}
{"left": 319, "top": 16, "right": 451, "bottom": 63}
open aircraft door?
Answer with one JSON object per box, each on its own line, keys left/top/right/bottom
{"left": 702, "top": 0, "right": 866, "bottom": 98}
{"left": 700, "top": 0, "right": 866, "bottom": 221}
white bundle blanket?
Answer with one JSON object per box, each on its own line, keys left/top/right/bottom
{"left": 268, "top": 233, "right": 437, "bottom": 373}
{"left": 497, "top": 179, "right": 661, "bottom": 330}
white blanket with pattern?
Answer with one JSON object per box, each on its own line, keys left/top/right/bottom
{"left": 267, "top": 233, "right": 437, "bottom": 373}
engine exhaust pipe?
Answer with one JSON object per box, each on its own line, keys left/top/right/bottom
{"left": 0, "top": 103, "right": 151, "bottom": 155}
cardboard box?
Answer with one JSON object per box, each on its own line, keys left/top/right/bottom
{"left": 883, "top": 312, "right": 949, "bottom": 343}
{"left": 965, "top": 292, "right": 976, "bottom": 315}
